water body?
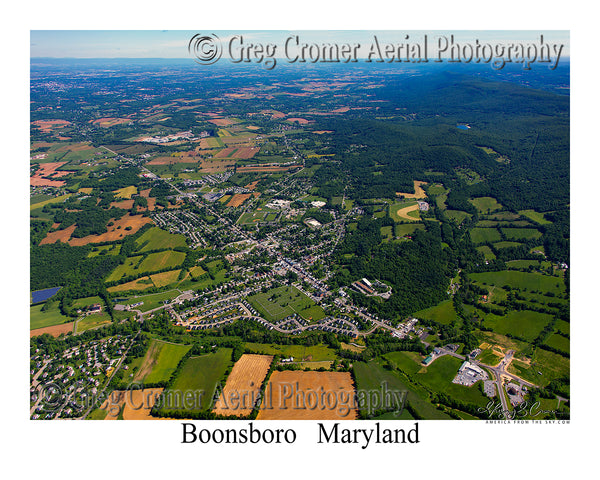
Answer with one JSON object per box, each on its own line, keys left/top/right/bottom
{"left": 31, "top": 286, "right": 61, "bottom": 304}
{"left": 456, "top": 124, "right": 471, "bottom": 130}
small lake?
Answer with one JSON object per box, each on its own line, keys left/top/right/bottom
{"left": 456, "top": 124, "right": 471, "bottom": 130}
{"left": 31, "top": 286, "right": 62, "bottom": 304}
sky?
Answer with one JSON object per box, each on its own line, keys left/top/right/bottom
{"left": 30, "top": 30, "right": 570, "bottom": 59}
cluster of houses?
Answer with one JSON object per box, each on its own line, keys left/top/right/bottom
{"left": 31, "top": 336, "right": 132, "bottom": 420}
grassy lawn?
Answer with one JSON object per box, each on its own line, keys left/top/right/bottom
{"left": 134, "top": 339, "right": 192, "bottom": 385}
{"left": 412, "top": 299, "right": 458, "bottom": 325}
{"left": 161, "top": 349, "right": 233, "bottom": 412}
{"left": 244, "top": 343, "right": 336, "bottom": 361}
{"left": 247, "top": 285, "right": 324, "bottom": 322}
{"left": 30, "top": 302, "right": 72, "bottom": 330}
{"left": 353, "top": 359, "right": 451, "bottom": 419}
{"left": 482, "top": 310, "right": 553, "bottom": 342}
{"left": 135, "top": 227, "right": 187, "bottom": 252}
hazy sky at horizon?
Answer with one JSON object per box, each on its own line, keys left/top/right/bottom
{"left": 31, "top": 30, "right": 570, "bottom": 59}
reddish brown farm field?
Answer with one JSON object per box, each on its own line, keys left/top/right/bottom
{"left": 30, "top": 162, "right": 71, "bottom": 187}
{"left": 208, "top": 117, "right": 238, "bottom": 126}
{"left": 147, "top": 156, "right": 199, "bottom": 165}
{"left": 69, "top": 215, "right": 152, "bottom": 245}
{"left": 101, "top": 389, "right": 165, "bottom": 420}
{"left": 90, "top": 117, "right": 133, "bottom": 127}
{"left": 31, "top": 119, "right": 71, "bottom": 132}
{"left": 256, "top": 371, "right": 358, "bottom": 420}
{"left": 110, "top": 199, "right": 135, "bottom": 210}
{"left": 237, "top": 165, "right": 297, "bottom": 173}
{"left": 39, "top": 224, "right": 77, "bottom": 245}
{"left": 30, "top": 322, "right": 74, "bottom": 338}
{"left": 286, "top": 117, "right": 310, "bottom": 124}
{"left": 227, "top": 193, "right": 252, "bottom": 207}
{"left": 41, "top": 215, "right": 152, "bottom": 246}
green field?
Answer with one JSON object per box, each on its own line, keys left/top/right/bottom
{"left": 506, "top": 259, "right": 551, "bottom": 270}
{"left": 380, "top": 226, "right": 393, "bottom": 240}
{"left": 389, "top": 200, "right": 418, "bottom": 222}
{"left": 415, "top": 355, "right": 490, "bottom": 407}
{"left": 501, "top": 228, "right": 542, "bottom": 241}
{"left": 30, "top": 302, "right": 72, "bottom": 330}
{"left": 76, "top": 313, "right": 112, "bottom": 333}
{"left": 383, "top": 351, "right": 424, "bottom": 375}
{"left": 117, "top": 290, "right": 180, "bottom": 312}
{"left": 427, "top": 184, "right": 446, "bottom": 195}
{"left": 134, "top": 339, "right": 192, "bottom": 385}
{"left": 72, "top": 296, "right": 104, "bottom": 310}
{"left": 518, "top": 209, "right": 552, "bottom": 225}
{"left": 412, "top": 299, "right": 457, "bottom": 325}
{"left": 482, "top": 310, "right": 553, "bottom": 342}
{"left": 544, "top": 333, "right": 570, "bottom": 354}
{"left": 477, "top": 348, "right": 503, "bottom": 366}
{"left": 353, "top": 360, "right": 452, "bottom": 419}
{"left": 138, "top": 250, "right": 186, "bottom": 272}
{"left": 395, "top": 223, "right": 425, "bottom": 237}
{"left": 105, "top": 255, "right": 144, "bottom": 282}
{"left": 244, "top": 343, "right": 336, "bottom": 361}
{"left": 88, "top": 244, "right": 121, "bottom": 258}
{"left": 555, "top": 320, "right": 570, "bottom": 336}
{"left": 469, "top": 196, "right": 503, "bottom": 213}
{"left": 476, "top": 245, "right": 496, "bottom": 260}
{"left": 471, "top": 270, "right": 565, "bottom": 294}
{"left": 135, "top": 227, "right": 187, "bottom": 252}
{"left": 493, "top": 241, "right": 523, "bottom": 249}
{"left": 247, "top": 285, "right": 325, "bottom": 322}
{"left": 161, "top": 349, "right": 233, "bottom": 412}
{"left": 30, "top": 193, "right": 73, "bottom": 211}
{"left": 238, "top": 209, "right": 277, "bottom": 225}
{"left": 445, "top": 210, "right": 472, "bottom": 223}
{"left": 508, "top": 348, "right": 569, "bottom": 387}
{"left": 470, "top": 228, "right": 502, "bottom": 244}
